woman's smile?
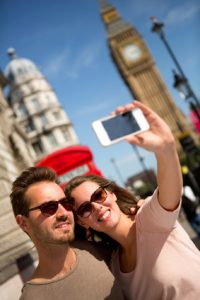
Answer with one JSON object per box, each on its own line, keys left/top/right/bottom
{"left": 97, "top": 208, "right": 111, "bottom": 222}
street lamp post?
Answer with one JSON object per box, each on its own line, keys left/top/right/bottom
{"left": 172, "top": 69, "right": 200, "bottom": 122}
{"left": 131, "top": 145, "right": 154, "bottom": 192}
{"left": 110, "top": 158, "right": 124, "bottom": 186}
{"left": 150, "top": 16, "right": 200, "bottom": 122}
{"left": 172, "top": 70, "right": 200, "bottom": 120}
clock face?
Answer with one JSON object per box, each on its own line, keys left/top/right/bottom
{"left": 122, "top": 44, "right": 142, "bottom": 62}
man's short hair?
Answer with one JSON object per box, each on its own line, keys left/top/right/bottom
{"left": 10, "top": 166, "right": 59, "bottom": 217}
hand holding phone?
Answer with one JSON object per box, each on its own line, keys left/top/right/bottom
{"left": 92, "top": 107, "right": 150, "bottom": 147}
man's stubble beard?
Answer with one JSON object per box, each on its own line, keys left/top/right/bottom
{"left": 55, "top": 226, "right": 75, "bottom": 244}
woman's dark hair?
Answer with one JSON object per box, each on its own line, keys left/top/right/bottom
{"left": 65, "top": 174, "right": 137, "bottom": 248}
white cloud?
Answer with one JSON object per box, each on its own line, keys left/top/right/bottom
{"left": 64, "top": 42, "right": 102, "bottom": 79}
{"left": 165, "top": 3, "right": 200, "bottom": 26}
{"left": 42, "top": 41, "right": 102, "bottom": 80}
{"left": 42, "top": 49, "right": 69, "bottom": 78}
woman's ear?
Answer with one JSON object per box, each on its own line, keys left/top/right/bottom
{"left": 77, "top": 218, "right": 90, "bottom": 229}
{"left": 16, "top": 214, "right": 29, "bottom": 233}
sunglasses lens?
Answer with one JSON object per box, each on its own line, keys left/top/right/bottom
{"left": 92, "top": 188, "right": 107, "bottom": 203}
{"left": 61, "top": 199, "right": 73, "bottom": 211}
{"left": 75, "top": 187, "right": 108, "bottom": 218}
{"left": 41, "top": 202, "right": 58, "bottom": 216}
{"left": 77, "top": 201, "right": 92, "bottom": 218}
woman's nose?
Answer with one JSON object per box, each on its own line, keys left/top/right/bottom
{"left": 92, "top": 202, "right": 103, "bottom": 212}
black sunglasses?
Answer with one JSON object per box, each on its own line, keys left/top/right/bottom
{"left": 28, "top": 197, "right": 73, "bottom": 216}
{"left": 75, "top": 185, "right": 110, "bottom": 218}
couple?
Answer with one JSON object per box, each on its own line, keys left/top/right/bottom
{"left": 11, "top": 101, "right": 200, "bottom": 300}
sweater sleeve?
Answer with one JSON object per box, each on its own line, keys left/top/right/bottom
{"left": 136, "top": 189, "right": 182, "bottom": 233}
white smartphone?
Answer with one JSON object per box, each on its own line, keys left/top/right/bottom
{"left": 92, "top": 107, "right": 150, "bottom": 147}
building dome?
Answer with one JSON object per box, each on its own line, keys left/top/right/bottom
{"left": 4, "top": 48, "right": 42, "bottom": 84}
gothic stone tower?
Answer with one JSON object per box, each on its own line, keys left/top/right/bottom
{"left": 99, "top": 1, "right": 198, "bottom": 152}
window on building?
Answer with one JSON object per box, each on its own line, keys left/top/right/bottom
{"left": 31, "top": 98, "right": 40, "bottom": 110}
{"left": 61, "top": 128, "right": 70, "bottom": 142}
{"left": 20, "top": 86, "right": 26, "bottom": 96}
{"left": 8, "top": 72, "right": 14, "bottom": 83}
{"left": 16, "top": 102, "right": 27, "bottom": 117}
{"left": 40, "top": 114, "right": 48, "bottom": 126}
{"left": 53, "top": 111, "right": 61, "bottom": 120}
{"left": 46, "top": 95, "right": 51, "bottom": 103}
{"left": 14, "top": 89, "right": 22, "bottom": 101}
{"left": 16, "top": 254, "right": 35, "bottom": 283}
{"left": 28, "top": 83, "right": 34, "bottom": 92}
{"left": 46, "top": 132, "right": 58, "bottom": 146}
{"left": 32, "top": 141, "right": 43, "bottom": 155}
{"left": 17, "top": 68, "right": 23, "bottom": 75}
{"left": 24, "top": 120, "right": 35, "bottom": 133}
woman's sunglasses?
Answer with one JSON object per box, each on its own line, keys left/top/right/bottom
{"left": 28, "top": 197, "right": 73, "bottom": 216}
{"left": 74, "top": 185, "right": 109, "bottom": 218}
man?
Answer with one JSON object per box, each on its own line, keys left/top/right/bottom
{"left": 10, "top": 166, "right": 125, "bottom": 300}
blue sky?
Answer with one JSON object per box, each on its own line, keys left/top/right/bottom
{"left": 1, "top": 0, "right": 200, "bottom": 185}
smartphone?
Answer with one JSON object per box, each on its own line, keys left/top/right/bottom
{"left": 92, "top": 107, "right": 150, "bottom": 146}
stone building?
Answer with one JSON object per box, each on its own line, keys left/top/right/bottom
{"left": 5, "top": 48, "right": 79, "bottom": 164}
{"left": 0, "top": 49, "right": 80, "bottom": 299}
{"left": 0, "top": 71, "right": 35, "bottom": 298}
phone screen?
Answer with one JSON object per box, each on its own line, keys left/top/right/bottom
{"left": 102, "top": 112, "right": 140, "bottom": 141}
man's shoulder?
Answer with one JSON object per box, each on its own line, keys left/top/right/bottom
{"left": 18, "top": 283, "right": 42, "bottom": 300}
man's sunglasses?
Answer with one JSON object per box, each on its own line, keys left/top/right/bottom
{"left": 28, "top": 197, "right": 73, "bottom": 216}
{"left": 74, "top": 185, "right": 110, "bottom": 218}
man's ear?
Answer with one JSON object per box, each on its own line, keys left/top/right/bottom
{"left": 16, "top": 215, "right": 29, "bottom": 233}
{"left": 77, "top": 218, "right": 90, "bottom": 229}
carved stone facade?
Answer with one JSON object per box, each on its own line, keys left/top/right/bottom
{"left": 0, "top": 72, "right": 36, "bottom": 292}
{"left": 0, "top": 49, "right": 81, "bottom": 297}
{"left": 0, "top": 49, "right": 80, "bottom": 298}
{"left": 5, "top": 49, "right": 79, "bottom": 164}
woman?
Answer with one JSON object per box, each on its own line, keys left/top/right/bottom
{"left": 65, "top": 101, "right": 200, "bottom": 300}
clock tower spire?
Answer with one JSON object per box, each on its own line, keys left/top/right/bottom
{"left": 99, "top": 1, "right": 198, "bottom": 151}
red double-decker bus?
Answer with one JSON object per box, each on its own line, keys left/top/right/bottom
{"left": 36, "top": 145, "right": 103, "bottom": 187}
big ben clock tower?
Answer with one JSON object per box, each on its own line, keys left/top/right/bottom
{"left": 99, "top": 0, "right": 198, "bottom": 151}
